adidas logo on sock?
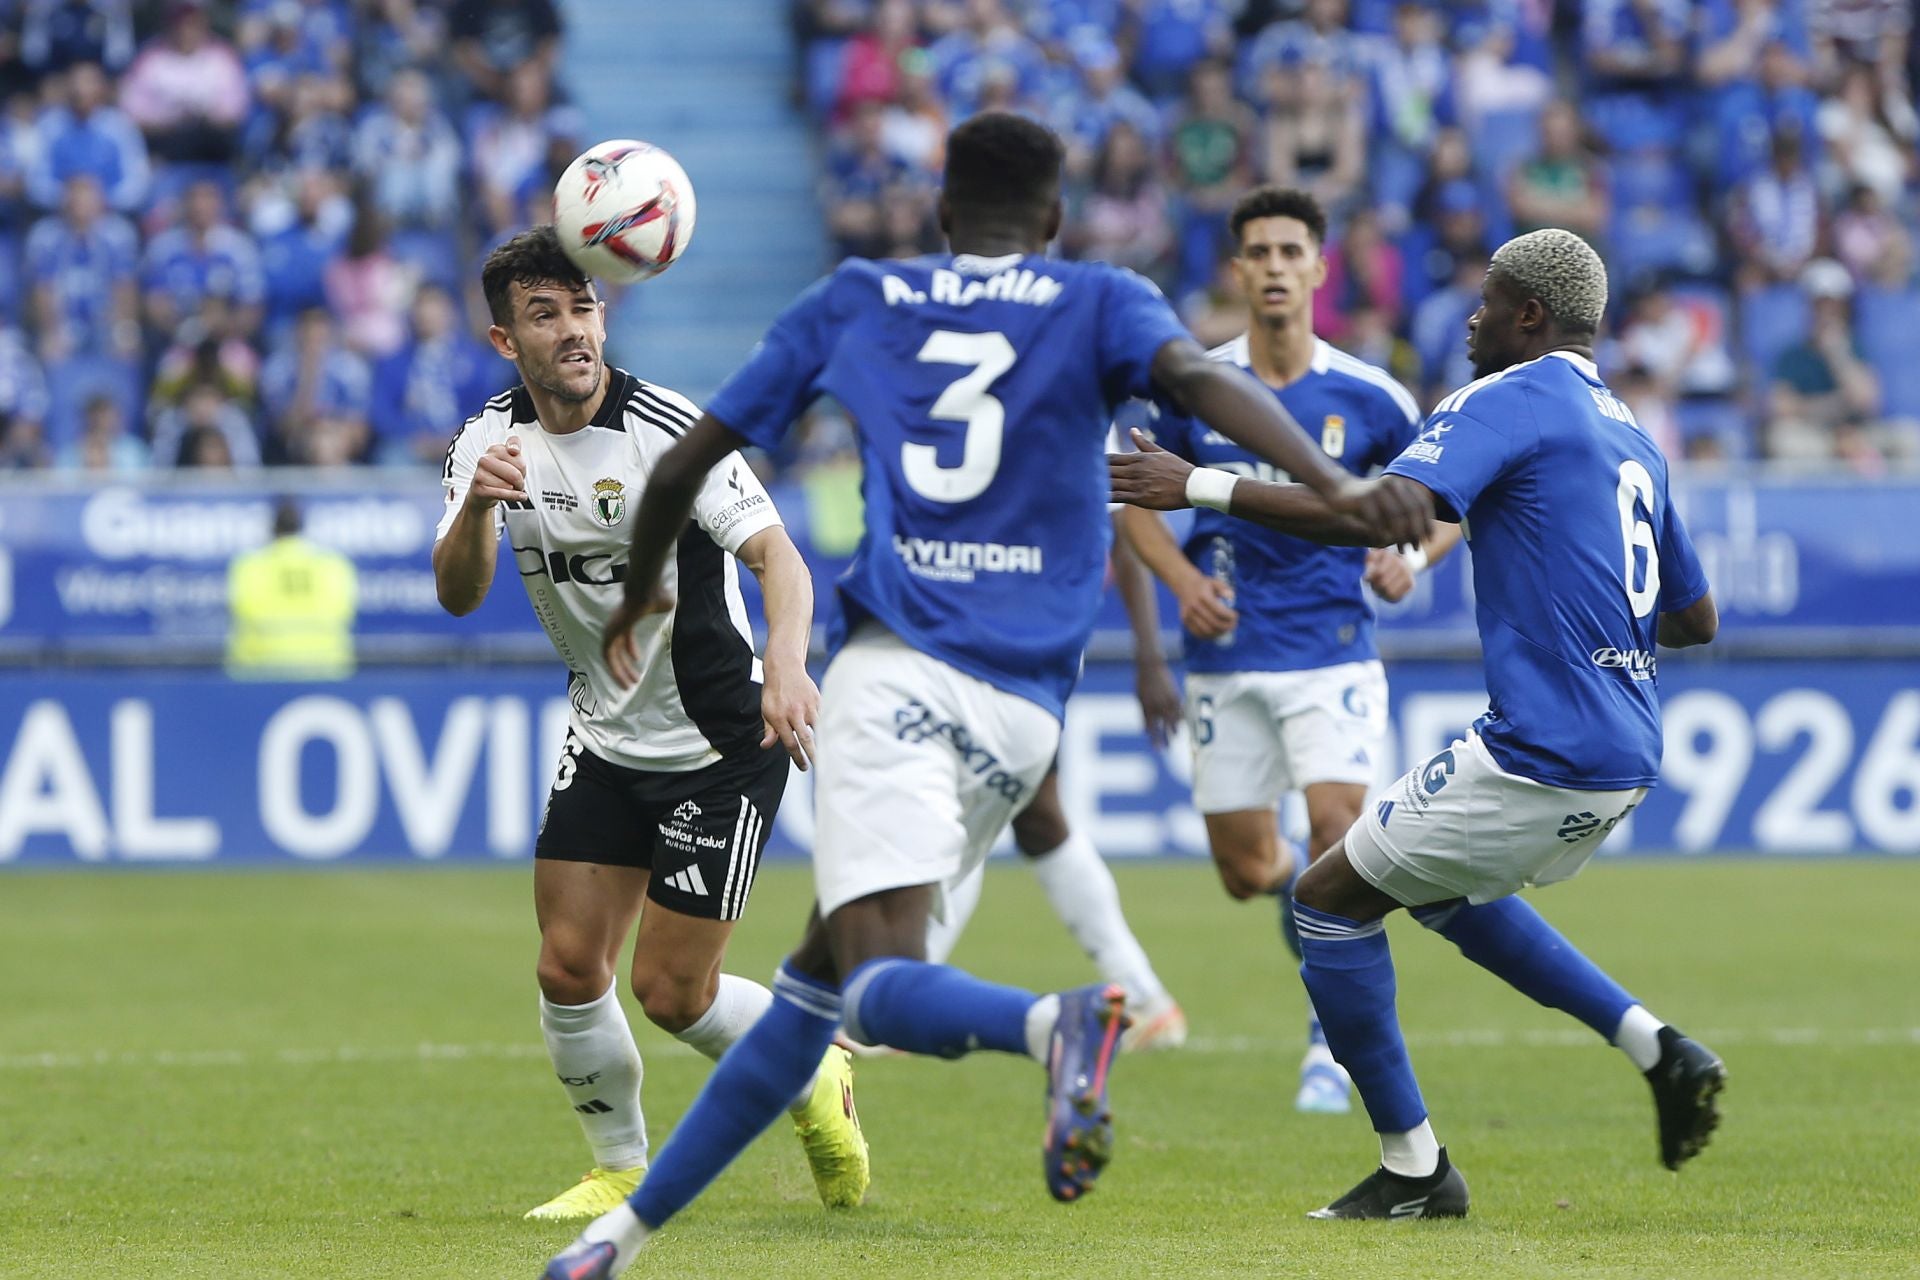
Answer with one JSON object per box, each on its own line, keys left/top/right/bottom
{"left": 574, "top": 1099, "right": 615, "bottom": 1115}
{"left": 663, "top": 865, "right": 710, "bottom": 896}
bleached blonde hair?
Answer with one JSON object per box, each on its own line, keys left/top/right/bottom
{"left": 1490, "top": 228, "right": 1608, "bottom": 334}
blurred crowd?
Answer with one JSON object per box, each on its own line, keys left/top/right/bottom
{"left": 795, "top": 0, "right": 1920, "bottom": 471}
{"left": 0, "top": 0, "right": 577, "bottom": 473}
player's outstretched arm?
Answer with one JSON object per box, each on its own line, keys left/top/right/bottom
{"left": 735, "top": 525, "right": 822, "bottom": 770}
{"left": 603, "top": 416, "right": 747, "bottom": 685}
{"left": 433, "top": 435, "right": 527, "bottom": 615}
{"left": 1658, "top": 592, "right": 1719, "bottom": 648}
{"left": 1108, "top": 516, "right": 1182, "bottom": 749}
{"left": 1110, "top": 430, "right": 1401, "bottom": 547}
{"left": 1148, "top": 338, "right": 1432, "bottom": 546}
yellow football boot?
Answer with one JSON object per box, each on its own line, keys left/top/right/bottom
{"left": 791, "top": 1045, "right": 869, "bottom": 1208}
{"left": 523, "top": 1165, "right": 645, "bottom": 1223}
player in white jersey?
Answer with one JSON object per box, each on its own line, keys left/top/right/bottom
{"left": 432, "top": 228, "right": 868, "bottom": 1223}
{"left": 1117, "top": 188, "right": 1458, "bottom": 1110}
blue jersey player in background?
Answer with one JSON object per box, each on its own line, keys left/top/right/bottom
{"left": 1111, "top": 229, "right": 1725, "bottom": 1221}
{"left": 1118, "top": 186, "right": 1461, "bottom": 1115}
{"left": 544, "top": 113, "right": 1431, "bottom": 1278}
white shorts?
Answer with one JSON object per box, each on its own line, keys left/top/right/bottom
{"left": 812, "top": 628, "right": 1059, "bottom": 921}
{"left": 1345, "top": 732, "right": 1647, "bottom": 906}
{"left": 1185, "top": 661, "right": 1389, "bottom": 814}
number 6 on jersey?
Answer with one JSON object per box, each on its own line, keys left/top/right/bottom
{"left": 906, "top": 329, "right": 1016, "bottom": 503}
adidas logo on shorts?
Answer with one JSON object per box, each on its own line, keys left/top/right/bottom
{"left": 663, "top": 865, "right": 711, "bottom": 896}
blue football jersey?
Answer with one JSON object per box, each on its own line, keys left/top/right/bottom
{"left": 1153, "top": 335, "right": 1420, "bottom": 673}
{"left": 1384, "top": 351, "right": 1709, "bottom": 789}
{"left": 707, "top": 252, "right": 1190, "bottom": 718}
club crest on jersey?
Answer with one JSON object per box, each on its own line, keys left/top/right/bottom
{"left": 591, "top": 477, "right": 626, "bottom": 527}
{"left": 1321, "top": 414, "right": 1346, "bottom": 457}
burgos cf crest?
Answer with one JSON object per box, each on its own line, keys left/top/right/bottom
{"left": 1321, "top": 414, "right": 1346, "bottom": 457}
{"left": 591, "top": 477, "right": 626, "bottom": 527}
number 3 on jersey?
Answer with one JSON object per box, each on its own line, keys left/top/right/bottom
{"left": 1616, "top": 459, "right": 1661, "bottom": 617}
{"left": 905, "top": 329, "right": 1015, "bottom": 503}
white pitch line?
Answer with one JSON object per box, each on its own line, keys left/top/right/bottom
{"left": 2, "top": 1027, "right": 1916, "bottom": 1073}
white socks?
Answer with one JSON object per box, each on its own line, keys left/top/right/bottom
{"left": 1024, "top": 992, "right": 1062, "bottom": 1061}
{"left": 1613, "top": 1004, "right": 1666, "bottom": 1072}
{"left": 540, "top": 982, "right": 648, "bottom": 1172}
{"left": 1028, "top": 831, "right": 1171, "bottom": 1010}
{"left": 1379, "top": 1119, "right": 1441, "bottom": 1178}
{"left": 673, "top": 973, "right": 818, "bottom": 1112}
{"left": 579, "top": 1202, "right": 650, "bottom": 1274}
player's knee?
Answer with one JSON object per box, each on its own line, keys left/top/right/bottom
{"left": 1215, "top": 852, "right": 1273, "bottom": 901}
{"left": 630, "top": 969, "right": 716, "bottom": 1034}
{"left": 536, "top": 950, "right": 614, "bottom": 1007}
{"left": 1290, "top": 857, "right": 1337, "bottom": 913}
{"left": 1010, "top": 806, "right": 1069, "bottom": 857}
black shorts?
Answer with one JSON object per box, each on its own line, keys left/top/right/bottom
{"left": 536, "top": 733, "right": 789, "bottom": 922}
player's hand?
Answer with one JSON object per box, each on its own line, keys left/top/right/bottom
{"left": 601, "top": 586, "right": 676, "bottom": 687}
{"left": 1174, "top": 570, "right": 1238, "bottom": 640}
{"left": 1328, "top": 474, "right": 1431, "bottom": 549}
{"left": 760, "top": 662, "right": 822, "bottom": 771}
{"left": 467, "top": 435, "right": 529, "bottom": 508}
{"left": 1134, "top": 656, "right": 1183, "bottom": 750}
{"left": 1108, "top": 430, "right": 1195, "bottom": 509}
{"left": 1364, "top": 547, "right": 1417, "bottom": 603}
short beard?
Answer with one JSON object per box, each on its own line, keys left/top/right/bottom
{"left": 529, "top": 359, "right": 602, "bottom": 404}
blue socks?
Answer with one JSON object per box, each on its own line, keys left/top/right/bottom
{"left": 1293, "top": 902, "right": 1427, "bottom": 1134}
{"left": 1410, "top": 896, "right": 1634, "bottom": 1040}
{"left": 842, "top": 958, "right": 1037, "bottom": 1058}
{"left": 629, "top": 963, "right": 839, "bottom": 1230}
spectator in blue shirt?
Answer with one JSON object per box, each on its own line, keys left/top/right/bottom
{"left": 1734, "top": 125, "right": 1822, "bottom": 287}
{"left": 256, "top": 166, "right": 349, "bottom": 339}
{"left": 1052, "top": 32, "right": 1159, "bottom": 179}
{"left": 1708, "top": 36, "right": 1820, "bottom": 188}
{"left": 1128, "top": 0, "right": 1231, "bottom": 101}
{"left": 1242, "top": 0, "right": 1366, "bottom": 108}
{"left": 23, "top": 172, "right": 139, "bottom": 363}
{"left": 20, "top": 0, "right": 136, "bottom": 76}
{"left": 1368, "top": 2, "right": 1454, "bottom": 229}
{"left": 352, "top": 67, "right": 464, "bottom": 232}
{"left": 242, "top": 70, "right": 354, "bottom": 177}
{"left": 142, "top": 178, "right": 266, "bottom": 341}
{"left": 927, "top": 0, "right": 1046, "bottom": 117}
{"left": 466, "top": 58, "right": 580, "bottom": 236}
{"left": 823, "top": 99, "right": 918, "bottom": 258}
{"left": 370, "top": 283, "right": 502, "bottom": 465}
{"left": 239, "top": 0, "right": 336, "bottom": 120}
{"left": 28, "top": 60, "right": 151, "bottom": 213}
{"left": 260, "top": 305, "right": 370, "bottom": 465}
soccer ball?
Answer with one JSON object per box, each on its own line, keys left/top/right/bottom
{"left": 553, "top": 139, "right": 698, "bottom": 284}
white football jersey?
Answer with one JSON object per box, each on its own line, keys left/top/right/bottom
{"left": 435, "top": 368, "right": 784, "bottom": 772}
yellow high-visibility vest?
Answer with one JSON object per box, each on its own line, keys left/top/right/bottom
{"left": 226, "top": 536, "right": 358, "bottom": 679}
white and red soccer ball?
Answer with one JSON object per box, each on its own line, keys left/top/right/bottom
{"left": 553, "top": 139, "right": 697, "bottom": 284}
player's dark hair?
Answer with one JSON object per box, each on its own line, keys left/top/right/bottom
{"left": 272, "top": 497, "right": 302, "bottom": 538}
{"left": 481, "top": 225, "right": 592, "bottom": 327}
{"left": 944, "top": 112, "right": 1064, "bottom": 218}
{"left": 1229, "top": 186, "right": 1328, "bottom": 249}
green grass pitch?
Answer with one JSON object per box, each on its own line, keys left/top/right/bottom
{"left": 3, "top": 859, "right": 1917, "bottom": 1278}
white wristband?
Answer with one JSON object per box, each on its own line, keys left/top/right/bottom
{"left": 1185, "top": 467, "right": 1238, "bottom": 512}
{"left": 1402, "top": 545, "right": 1430, "bottom": 574}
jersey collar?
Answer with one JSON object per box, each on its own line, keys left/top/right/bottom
{"left": 586, "top": 367, "right": 634, "bottom": 431}
{"left": 1221, "top": 334, "right": 1331, "bottom": 376}
{"left": 1544, "top": 349, "right": 1601, "bottom": 382}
